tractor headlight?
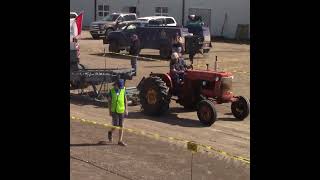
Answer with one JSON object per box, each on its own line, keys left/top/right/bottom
{"left": 215, "top": 77, "right": 219, "bottom": 81}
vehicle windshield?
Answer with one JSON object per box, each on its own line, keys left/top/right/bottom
{"left": 102, "top": 14, "right": 120, "bottom": 21}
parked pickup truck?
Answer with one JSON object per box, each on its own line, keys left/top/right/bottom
{"left": 103, "top": 22, "right": 212, "bottom": 59}
{"left": 90, "top": 13, "right": 137, "bottom": 39}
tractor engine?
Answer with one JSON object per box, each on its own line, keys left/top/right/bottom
{"left": 220, "top": 75, "right": 234, "bottom": 103}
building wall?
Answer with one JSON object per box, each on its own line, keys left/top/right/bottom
{"left": 137, "top": 0, "right": 183, "bottom": 26}
{"left": 70, "top": 0, "right": 94, "bottom": 27}
{"left": 70, "top": 0, "right": 249, "bottom": 39}
{"left": 96, "top": 0, "right": 138, "bottom": 20}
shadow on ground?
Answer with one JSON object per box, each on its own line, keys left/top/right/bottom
{"left": 127, "top": 106, "right": 205, "bottom": 128}
{"left": 70, "top": 93, "right": 107, "bottom": 108}
{"left": 71, "top": 93, "right": 241, "bottom": 125}
{"left": 218, "top": 117, "right": 244, "bottom": 122}
{"left": 70, "top": 143, "right": 116, "bottom": 147}
{"left": 213, "top": 37, "right": 250, "bottom": 45}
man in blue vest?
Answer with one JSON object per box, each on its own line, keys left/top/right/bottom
{"left": 107, "top": 79, "right": 128, "bottom": 146}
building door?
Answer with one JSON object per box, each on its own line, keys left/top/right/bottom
{"left": 188, "top": 8, "right": 211, "bottom": 28}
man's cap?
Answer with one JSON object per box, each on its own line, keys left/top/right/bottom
{"left": 113, "top": 79, "right": 125, "bottom": 88}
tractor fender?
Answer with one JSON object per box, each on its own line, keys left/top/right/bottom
{"left": 150, "top": 73, "right": 173, "bottom": 89}
{"left": 137, "top": 77, "right": 146, "bottom": 91}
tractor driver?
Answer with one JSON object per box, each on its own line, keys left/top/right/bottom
{"left": 170, "top": 52, "right": 192, "bottom": 86}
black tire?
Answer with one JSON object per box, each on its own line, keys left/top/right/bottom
{"left": 159, "top": 47, "right": 170, "bottom": 59}
{"left": 231, "top": 96, "right": 250, "bottom": 120}
{"left": 197, "top": 100, "right": 217, "bottom": 126}
{"left": 139, "top": 76, "right": 171, "bottom": 116}
{"left": 105, "top": 28, "right": 113, "bottom": 37}
{"left": 109, "top": 41, "right": 120, "bottom": 53}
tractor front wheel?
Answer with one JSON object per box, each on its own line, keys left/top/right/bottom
{"left": 197, "top": 100, "right": 217, "bottom": 126}
{"left": 139, "top": 76, "right": 171, "bottom": 116}
{"left": 231, "top": 96, "right": 250, "bottom": 120}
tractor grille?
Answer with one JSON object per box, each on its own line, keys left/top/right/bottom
{"left": 221, "top": 76, "right": 233, "bottom": 94}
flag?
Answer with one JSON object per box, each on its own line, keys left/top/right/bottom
{"left": 75, "top": 12, "right": 83, "bottom": 36}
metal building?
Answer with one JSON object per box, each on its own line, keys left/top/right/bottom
{"left": 70, "top": 0, "right": 249, "bottom": 39}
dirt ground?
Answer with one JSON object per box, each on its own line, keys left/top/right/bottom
{"left": 71, "top": 120, "right": 249, "bottom": 180}
{"left": 70, "top": 31, "right": 250, "bottom": 179}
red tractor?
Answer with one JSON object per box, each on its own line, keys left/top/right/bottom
{"left": 137, "top": 59, "right": 250, "bottom": 126}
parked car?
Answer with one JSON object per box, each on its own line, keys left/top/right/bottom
{"left": 137, "top": 16, "right": 177, "bottom": 26}
{"left": 90, "top": 13, "right": 137, "bottom": 39}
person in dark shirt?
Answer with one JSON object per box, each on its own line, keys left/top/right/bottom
{"left": 170, "top": 52, "right": 192, "bottom": 87}
{"left": 172, "top": 33, "right": 184, "bottom": 56}
{"left": 129, "top": 34, "right": 140, "bottom": 76}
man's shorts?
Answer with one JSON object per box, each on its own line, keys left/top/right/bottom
{"left": 111, "top": 113, "right": 124, "bottom": 127}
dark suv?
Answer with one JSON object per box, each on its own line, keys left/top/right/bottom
{"left": 90, "top": 13, "right": 137, "bottom": 39}
{"left": 105, "top": 22, "right": 212, "bottom": 59}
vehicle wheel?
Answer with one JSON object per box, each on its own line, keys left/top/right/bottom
{"left": 105, "top": 28, "right": 113, "bottom": 37}
{"left": 139, "top": 76, "right": 171, "bottom": 116}
{"left": 197, "top": 100, "right": 217, "bottom": 126}
{"left": 109, "top": 41, "right": 120, "bottom": 53}
{"left": 159, "top": 47, "right": 170, "bottom": 59}
{"left": 231, "top": 96, "right": 250, "bottom": 120}
{"left": 91, "top": 34, "right": 99, "bottom": 39}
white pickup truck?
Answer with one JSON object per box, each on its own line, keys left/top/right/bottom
{"left": 137, "top": 16, "right": 177, "bottom": 26}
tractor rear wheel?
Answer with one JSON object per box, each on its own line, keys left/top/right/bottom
{"left": 231, "top": 96, "right": 250, "bottom": 120}
{"left": 197, "top": 100, "right": 217, "bottom": 126}
{"left": 139, "top": 76, "right": 171, "bottom": 116}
